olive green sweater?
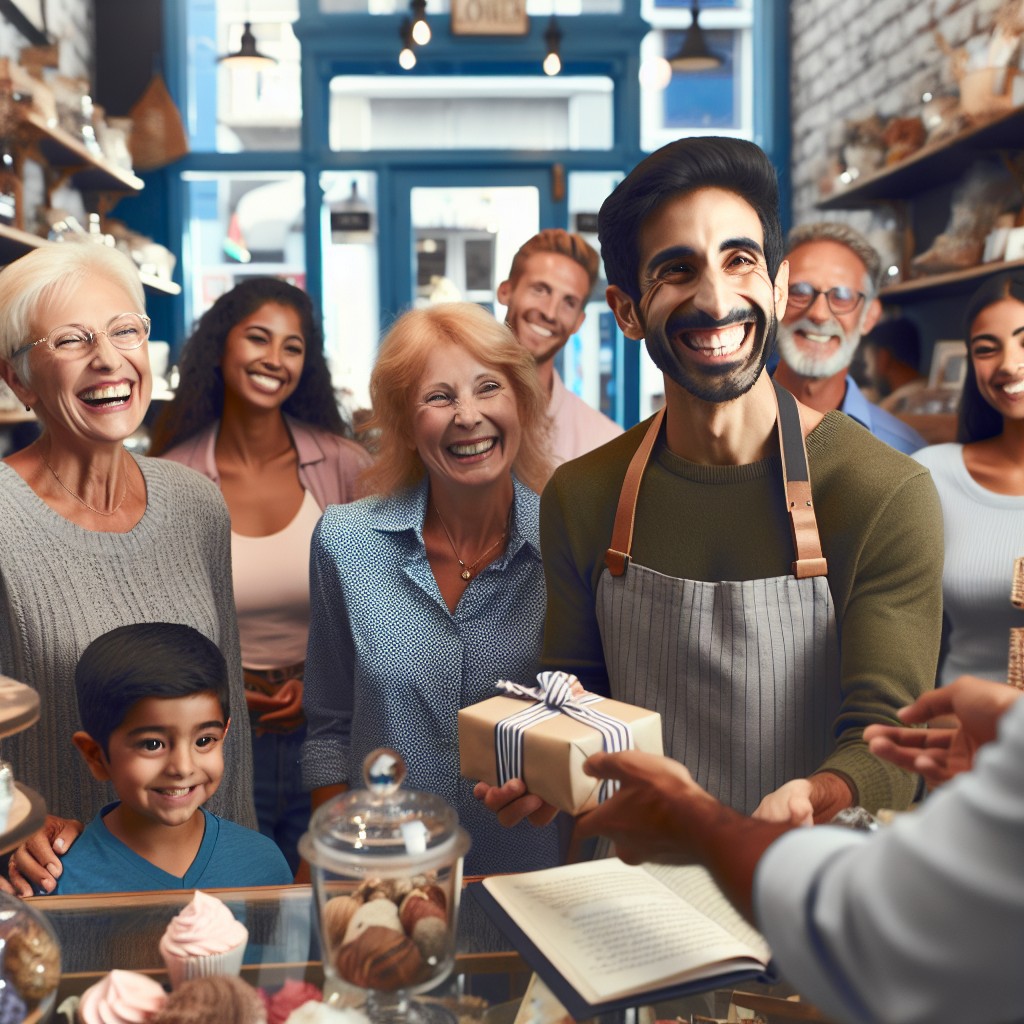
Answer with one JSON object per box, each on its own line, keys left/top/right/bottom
{"left": 540, "top": 411, "right": 944, "bottom": 812}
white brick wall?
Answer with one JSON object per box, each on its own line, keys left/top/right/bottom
{"left": 0, "top": 0, "right": 92, "bottom": 76}
{"left": 789, "top": 0, "right": 1003, "bottom": 224}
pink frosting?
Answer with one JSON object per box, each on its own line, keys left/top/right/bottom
{"left": 158, "top": 890, "right": 248, "bottom": 959}
{"left": 78, "top": 969, "right": 167, "bottom": 1024}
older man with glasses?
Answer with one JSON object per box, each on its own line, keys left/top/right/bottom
{"left": 774, "top": 222, "right": 925, "bottom": 455}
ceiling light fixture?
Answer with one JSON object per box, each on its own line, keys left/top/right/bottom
{"left": 668, "top": 0, "right": 723, "bottom": 73}
{"left": 543, "top": 15, "right": 562, "bottom": 77}
{"left": 218, "top": 21, "right": 277, "bottom": 71}
{"left": 410, "top": 0, "right": 431, "bottom": 47}
{"left": 398, "top": 18, "right": 417, "bottom": 70}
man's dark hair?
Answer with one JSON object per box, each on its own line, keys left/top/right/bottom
{"left": 598, "top": 136, "right": 784, "bottom": 300}
{"left": 75, "top": 622, "right": 230, "bottom": 754}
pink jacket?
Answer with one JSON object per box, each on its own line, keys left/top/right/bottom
{"left": 161, "top": 414, "right": 372, "bottom": 510}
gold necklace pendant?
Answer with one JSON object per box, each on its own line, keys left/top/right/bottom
{"left": 434, "top": 502, "right": 508, "bottom": 583}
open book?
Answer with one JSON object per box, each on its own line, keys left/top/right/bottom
{"left": 474, "top": 858, "right": 774, "bottom": 1019}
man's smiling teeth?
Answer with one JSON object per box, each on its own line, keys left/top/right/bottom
{"left": 798, "top": 331, "right": 835, "bottom": 344}
{"left": 250, "top": 373, "right": 282, "bottom": 390}
{"left": 528, "top": 323, "right": 554, "bottom": 339}
{"left": 683, "top": 324, "right": 746, "bottom": 357}
{"left": 80, "top": 383, "right": 130, "bottom": 404}
{"left": 449, "top": 438, "right": 496, "bottom": 457}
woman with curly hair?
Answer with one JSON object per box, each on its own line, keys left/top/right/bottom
{"left": 152, "top": 278, "right": 370, "bottom": 870}
{"left": 301, "top": 302, "right": 560, "bottom": 875}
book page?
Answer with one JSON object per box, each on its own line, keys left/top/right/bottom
{"left": 483, "top": 859, "right": 767, "bottom": 1005}
{"left": 644, "top": 863, "right": 771, "bottom": 963}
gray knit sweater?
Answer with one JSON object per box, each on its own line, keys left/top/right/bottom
{"left": 0, "top": 456, "right": 256, "bottom": 829}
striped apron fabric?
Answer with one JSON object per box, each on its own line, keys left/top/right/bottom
{"left": 596, "top": 381, "right": 840, "bottom": 815}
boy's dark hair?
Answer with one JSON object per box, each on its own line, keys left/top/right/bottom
{"left": 75, "top": 623, "right": 230, "bottom": 754}
{"left": 598, "top": 136, "right": 785, "bottom": 301}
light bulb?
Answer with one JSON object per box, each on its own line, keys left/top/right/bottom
{"left": 639, "top": 56, "right": 672, "bottom": 91}
{"left": 399, "top": 46, "right": 416, "bottom": 70}
{"left": 412, "top": 18, "right": 431, "bottom": 45}
{"left": 543, "top": 51, "right": 561, "bottom": 76}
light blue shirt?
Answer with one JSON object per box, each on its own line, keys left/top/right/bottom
{"left": 301, "top": 477, "right": 560, "bottom": 876}
{"left": 841, "top": 375, "right": 925, "bottom": 455}
{"left": 754, "top": 695, "right": 1024, "bottom": 1024}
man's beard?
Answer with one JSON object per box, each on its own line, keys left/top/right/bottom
{"left": 777, "top": 315, "right": 861, "bottom": 379}
{"left": 645, "top": 303, "right": 776, "bottom": 405}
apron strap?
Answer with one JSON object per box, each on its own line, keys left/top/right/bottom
{"left": 605, "top": 406, "right": 666, "bottom": 577}
{"left": 773, "top": 379, "right": 828, "bottom": 579}
{"left": 603, "top": 386, "right": 828, "bottom": 581}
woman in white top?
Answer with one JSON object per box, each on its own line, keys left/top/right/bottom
{"left": 913, "top": 272, "right": 1024, "bottom": 685}
{"left": 152, "top": 279, "right": 370, "bottom": 870}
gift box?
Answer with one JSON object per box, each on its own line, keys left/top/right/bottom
{"left": 458, "top": 673, "right": 663, "bottom": 816}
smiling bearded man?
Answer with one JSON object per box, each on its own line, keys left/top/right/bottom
{"left": 473, "top": 137, "right": 945, "bottom": 834}
{"left": 774, "top": 221, "right": 925, "bottom": 454}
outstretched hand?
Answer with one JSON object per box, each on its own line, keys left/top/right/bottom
{"left": 0, "top": 815, "right": 83, "bottom": 897}
{"left": 574, "top": 750, "right": 717, "bottom": 865}
{"left": 865, "top": 675, "right": 1022, "bottom": 789}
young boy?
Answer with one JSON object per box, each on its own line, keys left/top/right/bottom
{"left": 50, "top": 622, "right": 293, "bottom": 893}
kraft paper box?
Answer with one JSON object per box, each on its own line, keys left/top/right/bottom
{"left": 458, "top": 694, "right": 663, "bottom": 816}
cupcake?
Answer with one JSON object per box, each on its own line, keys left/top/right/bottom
{"left": 158, "top": 891, "right": 249, "bottom": 989}
{"left": 77, "top": 970, "right": 167, "bottom": 1023}
{"left": 150, "top": 975, "right": 266, "bottom": 1024}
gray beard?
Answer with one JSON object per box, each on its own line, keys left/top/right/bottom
{"left": 777, "top": 317, "right": 861, "bottom": 379}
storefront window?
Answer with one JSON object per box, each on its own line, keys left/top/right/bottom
{"left": 639, "top": 0, "right": 752, "bottom": 152}
{"left": 184, "top": 0, "right": 301, "bottom": 153}
{"left": 181, "top": 171, "right": 307, "bottom": 333}
{"left": 329, "top": 76, "right": 614, "bottom": 152}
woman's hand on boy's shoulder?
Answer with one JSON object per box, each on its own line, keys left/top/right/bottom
{"left": 0, "top": 814, "right": 83, "bottom": 897}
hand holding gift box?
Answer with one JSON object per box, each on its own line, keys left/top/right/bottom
{"left": 458, "top": 671, "right": 663, "bottom": 816}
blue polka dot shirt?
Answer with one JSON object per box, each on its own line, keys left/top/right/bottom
{"left": 301, "top": 476, "right": 561, "bottom": 875}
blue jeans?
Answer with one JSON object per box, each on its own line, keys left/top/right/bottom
{"left": 251, "top": 725, "right": 310, "bottom": 875}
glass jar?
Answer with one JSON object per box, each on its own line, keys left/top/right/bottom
{"left": 299, "top": 749, "right": 470, "bottom": 1020}
{"left": 0, "top": 891, "right": 61, "bottom": 1020}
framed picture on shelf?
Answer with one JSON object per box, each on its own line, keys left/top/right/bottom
{"left": 928, "top": 341, "right": 968, "bottom": 391}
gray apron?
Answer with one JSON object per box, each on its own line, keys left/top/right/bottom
{"left": 596, "top": 381, "right": 840, "bottom": 814}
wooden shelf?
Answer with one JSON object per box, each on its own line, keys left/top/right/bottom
{"left": 818, "top": 105, "right": 1024, "bottom": 209}
{"left": 881, "top": 256, "right": 1024, "bottom": 302}
{"left": 0, "top": 225, "right": 180, "bottom": 296}
{"left": 20, "top": 111, "right": 143, "bottom": 194}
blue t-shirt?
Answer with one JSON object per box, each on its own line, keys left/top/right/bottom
{"left": 52, "top": 804, "right": 292, "bottom": 894}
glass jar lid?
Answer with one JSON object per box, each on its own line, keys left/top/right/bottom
{"left": 303, "top": 749, "right": 469, "bottom": 876}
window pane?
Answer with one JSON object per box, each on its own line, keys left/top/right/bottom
{"left": 661, "top": 29, "right": 739, "bottom": 129}
{"left": 321, "top": 172, "right": 379, "bottom": 410}
{"left": 329, "top": 76, "right": 613, "bottom": 151}
{"left": 318, "top": 1, "right": 623, "bottom": 13}
{"left": 182, "top": 172, "right": 306, "bottom": 330}
{"left": 185, "top": 0, "right": 301, "bottom": 153}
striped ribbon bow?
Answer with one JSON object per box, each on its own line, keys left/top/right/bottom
{"left": 493, "top": 671, "right": 634, "bottom": 805}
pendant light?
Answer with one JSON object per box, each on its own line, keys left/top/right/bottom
{"left": 398, "top": 18, "right": 417, "bottom": 70}
{"left": 543, "top": 15, "right": 562, "bottom": 77}
{"left": 668, "top": 0, "right": 723, "bottom": 73}
{"left": 410, "top": 0, "right": 431, "bottom": 47}
{"left": 218, "top": 21, "right": 277, "bottom": 71}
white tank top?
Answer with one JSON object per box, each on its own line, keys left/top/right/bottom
{"left": 231, "top": 488, "right": 322, "bottom": 670}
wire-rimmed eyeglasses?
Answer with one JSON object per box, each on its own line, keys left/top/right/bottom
{"left": 787, "top": 283, "right": 866, "bottom": 317}
{"left": 10, "top": 312, "right": 151, "bottom": 361}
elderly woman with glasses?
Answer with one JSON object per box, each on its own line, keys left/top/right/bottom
{"left": 0, "top": 244, "right": 255, "bottom": 894}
